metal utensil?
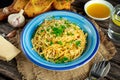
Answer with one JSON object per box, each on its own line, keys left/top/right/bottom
{"left": 101, "top": 61, "right": 111, "bottom": 77}
{"left": 85, "top": 60, "right": 111, "bottom": 80}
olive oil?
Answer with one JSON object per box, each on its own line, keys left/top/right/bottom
{"left": 108, "top": 5, "right": 120, "bottom": 45}
{"left": 112, "top": 14, "right": 120, "bottom": 26}
{"left": 86, "top": 3, "right": 110, "bottom": 18}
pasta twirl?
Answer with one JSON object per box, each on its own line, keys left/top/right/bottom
{"left": 31, "top": 18, "right": 87, "bottom": 63}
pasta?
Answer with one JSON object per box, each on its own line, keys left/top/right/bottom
{"left": 31, "top": 18, "right": 87, "bottom": 63}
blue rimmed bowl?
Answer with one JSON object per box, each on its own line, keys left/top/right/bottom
{"left": 20, "top": 11, "right": 100, "bottom": 71}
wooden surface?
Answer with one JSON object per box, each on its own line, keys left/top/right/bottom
{"left": 0, "top": 0, "right": 120, "bottom": 80}
{"left": 71, "top": 0, "right": 120, "bottom": 80}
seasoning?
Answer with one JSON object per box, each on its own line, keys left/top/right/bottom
{"left": 8, "top": 9, "right": 25, "bottom": 27}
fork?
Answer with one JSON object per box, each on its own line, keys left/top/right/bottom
{"left": 85, "top": 57, "right": 110, "bottom": 80}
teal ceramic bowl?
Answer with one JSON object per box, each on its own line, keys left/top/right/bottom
{"left": 21, "top": 11, "right": 100, "bottom": 71}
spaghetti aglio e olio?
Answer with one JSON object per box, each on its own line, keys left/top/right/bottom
{"left": 31, "top": 18, "right": 87, "bottom": 63}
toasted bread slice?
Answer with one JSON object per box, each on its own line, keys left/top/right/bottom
{"left": 24, "top": 0, "right": 54, "bottom": 17}
{"left": 53, "top": 0, "right": 74, "bottom": 10}
{"left": 13, "top": 0, "right": 29, "bottom": 12}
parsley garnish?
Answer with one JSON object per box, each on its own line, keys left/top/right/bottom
{"left": 41, "top": 30, "right": 44, "bottom": 32}
{"left": 50, "top": 41, "right": 53, "bottom": 46}
{"left": 52, "top": 25, "right": 66, "bottom": 36}
{"left": 55, "top": 57, "right": 68, "bottom": 63}
{"left": 57, "top": 41, "right": 63, "bottom": 45}
{"left": 75, "top": 41, "right": 81, "bottom": 47}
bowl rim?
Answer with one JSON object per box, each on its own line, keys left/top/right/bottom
{"left": 84, "top": 0, "right": 114, "bottom": 21}
{"left": 20, "top": 10, "right": 100, "bottom": 71}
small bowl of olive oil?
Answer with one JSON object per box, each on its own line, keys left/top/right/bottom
{"left": 84, "top": 0, "right": 113, "bottom": 20}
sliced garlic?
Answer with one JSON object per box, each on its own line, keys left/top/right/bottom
{"left": 6, "top": 30, "right": 17, "bottom": 38}
{"left": 8, "top": 9, "right": 25, "bottom": 27}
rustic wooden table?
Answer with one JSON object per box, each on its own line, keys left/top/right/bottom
{"left": 72, "top": 0, "right": 120, "bottom": 80}
{"left": 0, "top": 0, "right": 120, "bottom": 80}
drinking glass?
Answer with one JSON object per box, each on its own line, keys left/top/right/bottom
{"left": 108, "top": 4, "right": 120, "bottom": 45}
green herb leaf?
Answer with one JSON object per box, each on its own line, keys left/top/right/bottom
{"left": 69, "top": 40, "right": 74, "bottom": 44}
{"left": 60, "top": 25, "right": 66, "bottom": 29}
{"left": 67, "top": 32, "right": 74, "bottom": 36}
{"left": 75, "top": 41, "right": 81, "bottom": 47}
{"left": 55, "top": 60, "right": 61, "bottom": 64}
{"left": 47, "top": 28, "right": 50, "bottom": 32}
{"left": 41, "top": 54, "right": 44, "bottom": 58}
{"left": 55, "top": 23, "right": 58, "bottom": 27}
{"left": 50, "top": 41, "right": 53, "bottom": 46}
{"left": 52, "top": 27, "right": 64, "bottom": 36}
{"left": 41, "top": 30, "right": 44, "bottom": 32}
{"left": 60, "top": 57, "right": 68, "bottom": 63}
{"left": 40, "top": 54, "right": 46, "bottom": 60}
{"left": 55, "top": 57, "right": 68, "bottom": 63}
{"left": 57, "top": 41, "right": 63, "bottom": 45}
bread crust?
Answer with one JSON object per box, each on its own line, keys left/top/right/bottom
{"left": 53, "top": 0, "right": 73, "bottom": 10}
{"left": 0, "top": 0, "right": 74, "bottom": 20}
{"left": 24, "top": 0, "right": 54, "bottom": 17}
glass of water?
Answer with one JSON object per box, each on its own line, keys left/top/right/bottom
{"left": 108, "top": 4, "right": 120, "bottom": 45}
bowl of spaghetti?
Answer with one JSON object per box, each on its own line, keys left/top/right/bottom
{"left": 21, "top": 11, "right": 100, "bottom": 71}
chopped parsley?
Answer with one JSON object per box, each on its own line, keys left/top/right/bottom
{"left": 75, "top": 41, "right": 81, "bottom": 47}
{"left": 46, "top": 28, "right": 50, "bottom": 32}
{"left": 67, "top": 32, "right": 74, "bottom": 36}
{"left": 41, "top": 30, "right": 44, "bottom": 32}
{"left": 50, "top": 41, "right": 53, "bottom": 46}
{"left": 52, "top": 25, "right": 66, "bottom": 36}
{"left": 57, "top": 41, "right": 63, "bottom": 45}
{"left": 55, "top": 57, "right": 68, "bottom": 63}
